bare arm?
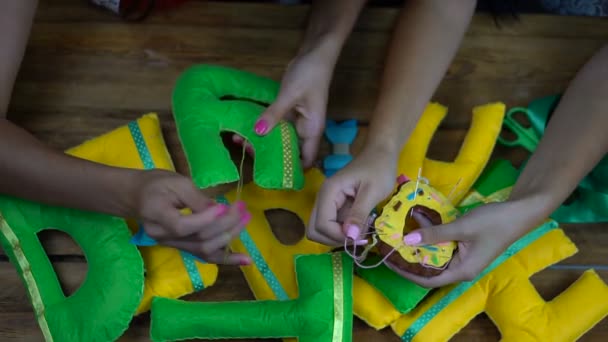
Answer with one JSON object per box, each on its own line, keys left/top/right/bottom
{"left": 366, "top": 0, "right": 477, "bottom": 154}
{"left": 0, "top": 0, "right": 138, "bottom": 217}
{"left": 509, "top": 44, "right": 608, "bottom": 225}
{"left": 297, "top": 0, "right": 368, "bottom": 68}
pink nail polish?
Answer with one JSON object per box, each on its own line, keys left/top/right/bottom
{"left": 215, "top": 204, "right": 229, "bottom": 217}
{"left": 240, "top": 212, "right": 252, "bottom": 225}
{"left": 345, "top": 224, "right": 361, "bottom": 240}
{"left": 235, "top": 201, "right": 247, "bottom": 213}
{"left": 240, "top": 258, "right": 251, "bottom": 266}
{"left": 246, "top": 145, "right": 254, "bottom": 155}
{"left": 404, "top": 232, "right": 422, "bottom": 245}
{"left": 397, "top": 174, "right": 410, "bottom": 185}
{"left": 254, "top": 119, "right": 269, "bottom": 135}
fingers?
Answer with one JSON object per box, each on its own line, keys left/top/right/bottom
{"left": 150, "top": 202, "right": 231, "bottom": 239}
{"left": 255, "top": 95, "right": 294, "bottom": 136}
{"left": 174, "top": 179, "right": 214, "bottom": 212}
{"left": 403, "top": 221, "right": 469, "bottom": 247}
{"left": 231, "top": 134, "right": 254, "bottom": 156}
{"left": 300, "top": 134, "right": 321, "bottom": 169}
{"left": 343, "top": 182, "right": 379, "bottom": 241}
{"left": 306, "top": 179, "right": 351, "bottom": 246}
{"left": 161, "top": 206, "right": 252, "bottom": 266}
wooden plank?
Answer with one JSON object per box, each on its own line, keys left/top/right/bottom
{"left": 1, "top": 261, "right": 606, "bottom": 341}
{"left": 33, "top": 0, "right": 608, "bottom": 41}
{"left": 8, "top": 20, "right": 605, "bottom": 122}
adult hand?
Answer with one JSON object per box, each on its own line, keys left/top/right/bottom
{"left": 392, "top": 199, "right": 542, "bottom": 287}
{"left": 307, "top": 145, "right": 398, "bottom": 246}
{"left": 238, "top": 48, "right": 334, "bottom": 168}
{"left": 132, "top": 169, "right": 252, "bottom": 265}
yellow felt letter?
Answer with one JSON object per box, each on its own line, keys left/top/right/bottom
{"left": 392, "top": 223, "right": 608, "bottom": 341}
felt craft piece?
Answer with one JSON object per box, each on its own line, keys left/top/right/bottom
{"left": 373, "top": 177, "right": 459, "bottom": 277}
{"left": 223, "top": 168, "right": 333, "bottom": 302}
{"left": 355, "top": 256, "right": 430, "bottom": 314}
{"left": 65, "top": 113, "right": 219, "bottom": 314}
{"left": 497, "top": 94, "right": 608, "bottom": 223}
{"left": 323, "top": 119, "right": 358, "bottom": 176}
{"left": 149, "top": 253, "right": 354, "bottom": 342}
{"left": 395, "top": 102, "right": 505, "bottom": 205}
{"left": 390, "top": 160, "right": 608, "bottom": 341}
{"left": 0, "top": 196, "right": 144, "bottom": 342}
{"left": 172, "top": 64, "right": 304, "bottom": 190}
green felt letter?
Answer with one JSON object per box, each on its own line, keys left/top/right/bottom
{"left": 172, "top": 65, "right": 304, "bottom": 190}
{"left": 150, "top": 253, "right": 353, "bottom": 342}
{"left": 0, "top": 196, "right": 144, "bottom": 342}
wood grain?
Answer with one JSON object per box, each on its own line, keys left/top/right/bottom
{"left": 2, "top": 0, "right": 608, "bottom": 341}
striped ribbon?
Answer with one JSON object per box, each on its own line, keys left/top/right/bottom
{"left": 401, "top": 220, "right": 558, "bottom": 341}
{"left": 215, "top": 196, "right": 289, "bottom": 300}
{"left": 128, "top": 120, "right": 205, "bottom": 291}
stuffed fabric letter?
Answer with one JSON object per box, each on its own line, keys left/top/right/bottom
{"left": 149, "top": 253, "right": 353, "bottom": 342}
{"left": 391, "top": 160, "right": 608, "bottom": 341}
{"left": 223, "top": 168, "right": 332, "bottom": 301}
{"left": 0, "top": 197, "right": 144, "bottom": 342}
{"left": 172, "top": 64, "right": 304, "bottom": 190}
{"left": 396, "top": 102, "right": 505, "bottom": 204}
{"left": 66, "top": 113, "right": 219, "bottom": 314}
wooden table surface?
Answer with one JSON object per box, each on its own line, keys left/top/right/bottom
{"left": 2, "top": 1, "right": 608, "bottom": 341}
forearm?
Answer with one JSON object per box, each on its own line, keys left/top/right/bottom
{"left": 509, "top": 45, "right": 608, "bottom": 223}
{"left": 367, "top": 0, "right": 476, "bottom": 154}
{"left": 0, "top": 121, "right": 140, "bottom": 217}
{"left": 1, "top": 0, "right": 37, "bottom": 115}
{"left": 297, "top": 0, "right": 367, "bottom": 63}
{"left": 0, "top": 0, "right": 138, "bottom": 218}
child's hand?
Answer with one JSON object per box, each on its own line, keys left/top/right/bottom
{"left": 132, "top": 169, "right": 251, "bottom": 265}
{"left": 392, "top": 199, "right": 541, "bottom": 287}
{"left": 250, "top": 48, "right": 334, "bottom": 168}
{"left": 307, "top": 145, "right": 398, "bottom": 246}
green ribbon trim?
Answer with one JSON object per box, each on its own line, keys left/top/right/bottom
{"left": 401, "top": 220, "right": 558, "bottom": 341}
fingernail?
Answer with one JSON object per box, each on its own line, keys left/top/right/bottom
{"left": 215, "top": 204, "right": 229, "bottom": 217}
{"left": 240, "top": 258, "right": 251, "bottom": 266}
{"left": 345, "top": 224, "right": 361, "bottom": 240}
{"left": 254, "top": 119, "right": 269, "bottom": 135}
{"left": 240, "top": 212, "right": 252, "bottom": 225}
{"left": 246, "top": 145, "right": 254, "bottom": 155}
{"left": 355, "top": 239, "right": 368, "bottom": 246}
{"left": 235, "top": 201, "right": 247, "bottom": 213}
{"left": 404, "top": 232, "right": 421, "bottom": 245}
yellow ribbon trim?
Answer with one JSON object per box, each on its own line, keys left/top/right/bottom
{"left": 0, "top": 214, "right": 54, "bottom": 342}
{"left": 331, "top": 253, "right": 344, "bottom": 342}
{"left": 279, "top": 121, "right": 294, "bottom": 189}
{"left": 459, "top": 186, "right": 513, "bottom": 207}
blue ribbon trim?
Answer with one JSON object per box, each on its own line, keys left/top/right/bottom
{"left": 401, "top": 220, "right": 558, "bottom": 341}
{"left": 323, "top": 119, "right": 358, "bottom": 177}
{"left": 128, "top": 121, "right": 155, "bottom": 169}
{"left": 215, "top": 196, "right": 290, "bottom": 301}
{"left": 127, "top": 119, "right": 205, "bottom": 292}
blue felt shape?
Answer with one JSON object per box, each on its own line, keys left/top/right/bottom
{"left": 324, "top": 119, "right": 358, "bottom": 145}
{"left": 323, "top": 155, "right": 354, "bottom": 177}
{"left": 131, "top": 224, "right": 158, "bottom": 246}
{"left": 130, "top": 224, "right": 207, "bottom": 263}
{"left": 323, "top": 119, "right": 358, "bottom": 176}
